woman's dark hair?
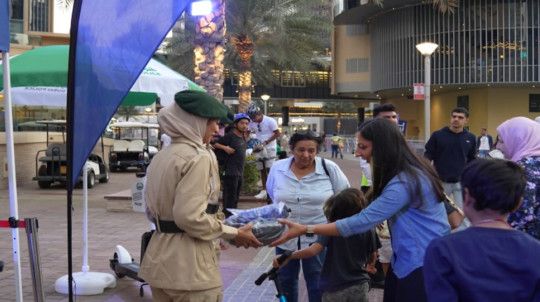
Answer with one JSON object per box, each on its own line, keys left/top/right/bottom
{"left": 358, "top": 119, "right": 445, "bottom": 207}
{"left": 289, "top": 131, "right": 322, "bottom": 151}
{"left": 324, "top": 188, "right": 368, "bottom": 222}
{"left": 461, "top": 159, "right": 526, "bottom": 214}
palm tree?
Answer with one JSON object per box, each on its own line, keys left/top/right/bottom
{"left": 226, "top": 0, "right": 330, "bottom": 111}
{"left": 369, "top": 0, "right": 458, "bottom": 14}
{"left": 166, "top": 0, "right": 330, "bottom": 111}
{"left": 193, "top": 0, "right": 227, "bottom": 101}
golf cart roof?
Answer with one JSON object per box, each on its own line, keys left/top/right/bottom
{"left": 35, "top": 119, "right": 68, "bottom": 125}
{"left": 110, "top": 121, "right": 160, "bottom": 129}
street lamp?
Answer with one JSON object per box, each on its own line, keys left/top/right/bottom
{"left": 416, "top": 42, "right": 438, "bottom": 142}
{"left": 261, "top": 94, "right": 270, "bottom": 115}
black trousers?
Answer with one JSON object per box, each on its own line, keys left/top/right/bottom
{"left": 222, "top": 175, "right": 242, "bottom": 216}
{"left": 383, "top": 265, "right": 427, "bottom": 302}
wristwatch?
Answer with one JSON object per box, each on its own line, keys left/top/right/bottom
{"left": 306, "top": 225, "right": 315, "bottom": 237}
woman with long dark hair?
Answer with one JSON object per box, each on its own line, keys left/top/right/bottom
{"left": 272, "top": 119, "right": 450, "bottom": 302}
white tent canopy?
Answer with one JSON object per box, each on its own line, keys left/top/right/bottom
{"left": 7, "top": 58, "right": 193, "bottom": 107}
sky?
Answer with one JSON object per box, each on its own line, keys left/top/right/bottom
{"left": 53, "top": 4, "right": 72, "bottom": 34}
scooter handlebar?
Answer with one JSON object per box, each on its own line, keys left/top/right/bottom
{"left": 254, "top": 250, "right": 293, "bottom": 286}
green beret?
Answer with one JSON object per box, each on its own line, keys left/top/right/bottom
{"left": 174, "top": 90, "right": 232, "bottom": 123}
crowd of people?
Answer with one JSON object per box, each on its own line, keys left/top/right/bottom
{"left": 141, "top": 90, "right": 540, "bottom": 302}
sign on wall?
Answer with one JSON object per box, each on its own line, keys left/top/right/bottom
{"left": 413, "top": 83, "right": 425, "bottom": 100}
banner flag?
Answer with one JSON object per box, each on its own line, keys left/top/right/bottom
{"left": 67, "top": 0, "right": 190, "bottom": 189}
{"left": 0, "top": 0, "right": 10, "bottom": 52}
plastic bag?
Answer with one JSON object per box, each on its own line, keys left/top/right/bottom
{"left": 225, "top": 202, "right": 290, "bottom": 246}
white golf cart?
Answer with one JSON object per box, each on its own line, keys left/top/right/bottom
{"left": 32, "top": 120, "right": 109, "bottom": 189}
{"left": 108, "top": 122, "right": 159, "bottom": 172}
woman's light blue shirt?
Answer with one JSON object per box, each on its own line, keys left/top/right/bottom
{"left": 335, "top": 172, "right": 450, "bottom": 278}
{"left": 267, "top": 156, "right": 350, "bottom": 251}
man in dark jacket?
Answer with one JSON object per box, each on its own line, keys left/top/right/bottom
{"left": 425, "top": 107, "right": 476, "bottom": 229}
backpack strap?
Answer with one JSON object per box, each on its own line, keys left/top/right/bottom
{"left": 321, "top": 157, "right": 330, "bottom": 177}
{"left": 321, "top": 157, "right": 339, "bottom": 193}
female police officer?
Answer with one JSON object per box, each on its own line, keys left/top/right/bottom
{"left": 139, "top": 91, "right": 261, "bottom": 301}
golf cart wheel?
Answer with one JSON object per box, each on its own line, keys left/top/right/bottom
{"left": 37, "top": 165, "right": 51, "bottom": 189}
{"left": 87, "top": 171, "right": 95, "bottom": 188}
{"left": 99, "top": 172, "right": 109, "bottom": 183}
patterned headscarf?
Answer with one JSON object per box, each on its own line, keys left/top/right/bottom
{"left": 496, "top": 117, "right": 540, "bottom": 162}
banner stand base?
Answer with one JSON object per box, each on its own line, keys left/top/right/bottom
{"left": 55, "top": 271, "right": 116, "bottom": 295}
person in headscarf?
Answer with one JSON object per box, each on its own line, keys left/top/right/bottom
{"left": 139, "top": 90, "right": 261, "bottom": 302}
{"left": 496, "top": 116, "right": 540, "bottom": 239}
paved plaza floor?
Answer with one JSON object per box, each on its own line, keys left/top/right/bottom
{"left": 0, "top": 152, "right": 383, "bottom": 301}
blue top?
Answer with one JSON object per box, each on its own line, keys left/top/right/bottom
{"left": 335, "top": 171, "right": 450, "bottom": 278}
{"left": 424, "top": 227, "right": 540, "bottom": 302}
{"left": 267, "top": 156, "right": 350, "bottom": 251}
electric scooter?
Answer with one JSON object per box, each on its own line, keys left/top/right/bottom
{"left": 109, "top": 171, "right": 151, "bottom": 297}
{"left": 109, "top": 229, "right": 153, "bottom": 297}
{"left": 254, "top": 250, "right": 293, "bottom": 302}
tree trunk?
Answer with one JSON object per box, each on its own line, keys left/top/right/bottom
{"left": 194, "top": 0, "right": 226, "bottom": 101}
{"left": 232, "top": 34, "right": 254, "bottom": 112}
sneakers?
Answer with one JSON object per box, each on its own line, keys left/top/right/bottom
{"left": 254, "top": 190, "right": 267, "bottom": 199}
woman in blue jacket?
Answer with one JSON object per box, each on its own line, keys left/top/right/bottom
{"left": 272, "top": 118, "right": 450, "bottom": 302}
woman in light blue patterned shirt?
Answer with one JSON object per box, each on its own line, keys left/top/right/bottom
{"left": 267, "top": 131, "right": 350, "bottom": 302}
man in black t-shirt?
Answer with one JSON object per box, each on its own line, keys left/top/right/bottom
{"left": 425, "top": 107, "right": 476, "bottom": 228}
{"left": 214, "top": 113, "right": 250, "bottom": 216}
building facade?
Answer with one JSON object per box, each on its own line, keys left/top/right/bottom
{"left": 333, "top": 0, "right": 540, "bottom": 139}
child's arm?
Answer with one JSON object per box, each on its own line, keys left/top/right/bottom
{"left": 272, "top": 243, "right": 324, "bottom": 268}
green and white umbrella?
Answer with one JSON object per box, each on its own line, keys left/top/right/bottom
{"left": 0, "top": 45, "right": 203, "bottom": 107}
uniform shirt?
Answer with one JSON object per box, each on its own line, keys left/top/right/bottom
{"left": 139, "top": 138, "right": 237, "bottom": 291}
{"left": 249, "top": 115, "right": 278, "bottom": 149}
{"left": 267, "top": 156, "right": 350, "bottom": 251}
{"left": 424, "top": 127, "right": 476, "bottom": 182}
{"left": 424, "top": 227, "right": 540, "bottom": 302}
{"left": 217, "top": 131, "right": 247, "bottom": 176}
{"left": 336, "top": 171, "right": 450, "bottom": 278}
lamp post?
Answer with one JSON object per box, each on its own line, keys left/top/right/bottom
{"left": 416, "top": 42, "right": 438, "bottom": 142}
{"left": 261, "top": 94, "right": 270, "bottom": 115}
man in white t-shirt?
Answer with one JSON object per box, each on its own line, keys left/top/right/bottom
{"left": 247, "top": 104, "right": 281, "bottom": 199}
{"left": 476, "top": 128, "right": 493, "bottom": 158}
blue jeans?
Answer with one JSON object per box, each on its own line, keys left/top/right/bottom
{"left": 276, "top": 246, "right": 326, "bottom": 302}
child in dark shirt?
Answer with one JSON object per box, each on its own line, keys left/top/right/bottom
{"left": 273, "top": 188, "right": 379, "bottom": 302}
{"left": 424, "top": 159, "right": 540, "bottom": 302}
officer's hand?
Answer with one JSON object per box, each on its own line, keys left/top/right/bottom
{"left": 234, "top": 223, "right": 262, "bottom": 249}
